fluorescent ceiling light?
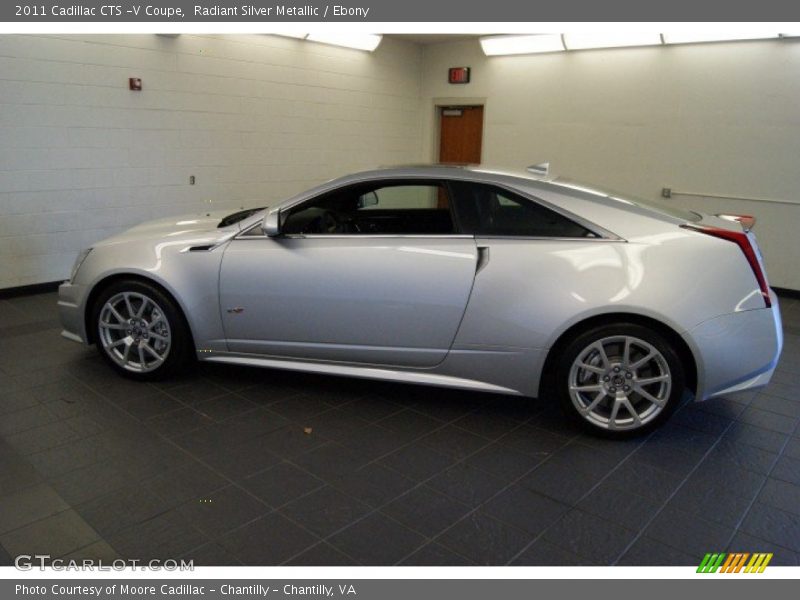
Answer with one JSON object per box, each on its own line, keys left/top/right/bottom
{"left": 306, "top": 33, "right": 382, "bottom": 51}
{"left": 662, "top": 32, "right": 776, "bottom": 45}
{"left": 480, "top": 31, "right": 790, "bottom": 57}
{"left": 479, "top": 34, "right": 564, "bottom": 56}
{"left": 563, "top": 32, "right": 662, "bottom": 50}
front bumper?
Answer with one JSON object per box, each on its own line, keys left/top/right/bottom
{"left": 689, "top": 293, "right": 783, "bottom": 401}
{"left": 58, "top": 281, "right": 88, "bottom": 344}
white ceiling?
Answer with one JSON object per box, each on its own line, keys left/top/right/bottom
{"left": 385, "top": 34, "right": 484, "bottom": 45}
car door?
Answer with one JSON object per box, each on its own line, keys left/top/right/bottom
{"left": 218, "top": 179, "right": 478, "bottom": 368}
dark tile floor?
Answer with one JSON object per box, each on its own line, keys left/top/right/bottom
{"left": 1, "top": 291, "right": 799, "bottom": 566}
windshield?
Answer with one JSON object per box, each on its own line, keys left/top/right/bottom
{"left": 551, "top": 177, "right": 701, "bottom": 222}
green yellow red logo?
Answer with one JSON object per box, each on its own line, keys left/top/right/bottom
{"left": 697, "top": 552, "right": 773, "bottom": 573}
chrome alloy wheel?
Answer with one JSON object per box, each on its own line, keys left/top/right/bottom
{"left": 567, "top": 335, "right": 672, "bottom": 431}
{"left": 98, "top": 292, "right": 172, "bottom": 373}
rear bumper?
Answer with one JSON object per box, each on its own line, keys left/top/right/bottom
{"left": 58, "top": 281, "right": 88, "bottom": 344}
{"left": 689, "top": 292, "right": 783, "bottom": 401}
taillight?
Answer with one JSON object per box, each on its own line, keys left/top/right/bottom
{"left": 681, "top": 224, "right": 771, "bottom": 308}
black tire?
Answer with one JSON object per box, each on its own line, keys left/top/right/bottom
{"left": 90, "top": 279, "right": 193, "bottom": 380}
{"left": 554, "top": 322, "right": 685, "bottom": 438}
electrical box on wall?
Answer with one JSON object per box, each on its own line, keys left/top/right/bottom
{"left": 129, "top": 77, "right": 142, "bottom": 91}
{"left": 448, "top": 67, "right": 470, "bottom": 84}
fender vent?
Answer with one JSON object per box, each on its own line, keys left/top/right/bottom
{"left": 187, "top": 244, "right": 215, "bottom": 252}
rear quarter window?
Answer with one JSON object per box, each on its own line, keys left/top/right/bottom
{"left": 450, "top": 181, "right": 596, "bottom": 238}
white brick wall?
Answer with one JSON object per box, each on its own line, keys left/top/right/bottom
{"left": 420, "top": 39, "right": 800, "bottom": 291}
{"left": 0, "top": 34, "right": 424, "bottom": 289}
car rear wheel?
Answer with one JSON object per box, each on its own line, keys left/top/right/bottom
{"left": 92, "top": 279, "right": 192, "bottom": 380}
{"left": 555, "top": 323, "right": 684, "bottom": 437}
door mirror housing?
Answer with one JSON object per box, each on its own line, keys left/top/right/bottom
{"left": 357, "top": 192, "right": 379, "bottom": 209}
{"left": 263, "top": 209, "right": 281, "bottom": 237}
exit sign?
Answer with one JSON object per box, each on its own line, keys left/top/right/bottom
{"left": 448, "top": 67, "right": 471, "bottom": 84}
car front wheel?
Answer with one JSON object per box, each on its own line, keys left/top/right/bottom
{"left": 555, "top": 323, "right": 685, "bottom": 437}
{"left": 92, "top": 280, "right": 192, "bottom": 380}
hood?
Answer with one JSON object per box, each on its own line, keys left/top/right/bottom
{"left": 94, "top": 208, "right": 264, "bottom": 248}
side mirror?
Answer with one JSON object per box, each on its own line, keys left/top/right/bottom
{"left": 263, "top": 209, "right": 281, "bottom": 237}
{"left": 357, "top": 192, "right": 379, "bottom": 209}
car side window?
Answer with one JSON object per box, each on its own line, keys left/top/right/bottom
{"left": 282, "top": 181, "right": 456, "bottom": 235}
{"left": 450, "top": 181, "right": 595, "bottom": 238}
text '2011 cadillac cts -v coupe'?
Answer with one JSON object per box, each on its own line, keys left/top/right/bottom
{"left": 58, "top": 165, "right": 783, "bottom": 437}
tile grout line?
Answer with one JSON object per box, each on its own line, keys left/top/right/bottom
{"left": 263, "top": 396, "right": 561, "bottom": 565}
{"left": 275, "top": 399, "right": 517, "bottom": 565}
{"left": 0, "top": 385, "right": 443, "bottom": 556}
{"left": 141, "top": 381, "right": 356, "bottom": 564}
{"left": 388, "top": 426, "right": 586, "bottom": 565}
{"left": 47, "top": 368, "right": 314, "bottom": 563}
{"left": 607, "top": 418, "right": 740, "bottom": 565}
{"left": 0, "top": 434, "right": 106, "bottom": 559}
{"left": 143, "top": 379, "right": 457, "bottom": 565}
{"left": 720, "top": 416, "right": 800, "bottom": 553}
{"left": 500, "top": 427, "right": 661, "bottom": 566}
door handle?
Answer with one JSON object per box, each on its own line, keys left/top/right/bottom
{"left": 476, "top": 246, "right": 490, "bottom": 274}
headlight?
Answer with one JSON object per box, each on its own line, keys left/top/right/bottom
{"left": 70, "top": 248, "right": 92, "bottom": 282}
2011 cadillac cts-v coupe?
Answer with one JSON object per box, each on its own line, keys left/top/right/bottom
{"left": 58, "top": 165, "right": 783, "bottom": 436}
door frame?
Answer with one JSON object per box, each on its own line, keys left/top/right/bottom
{"left": 430, "top": 97, "right": 487, "bottom": 164}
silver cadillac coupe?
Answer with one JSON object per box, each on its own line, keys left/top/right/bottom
{"left": 58, "top": 165, "right": 783, "bottom": 436}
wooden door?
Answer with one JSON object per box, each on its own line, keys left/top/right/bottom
{"left": 438, "top": 105, "right": 484, "bottom": 165}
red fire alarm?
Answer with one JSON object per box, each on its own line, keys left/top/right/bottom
{"left": 448, "top": 67, "right": 470, "bottom": 84}
{"left": 129, "top": 77, "right": 142, "bottom": 91}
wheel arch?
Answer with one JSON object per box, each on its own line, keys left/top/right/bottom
{"left": 538, "top": 312, "right": 698, "bottom": 399}
{"left": 83, "top": 272, "right": 196, "bottom": 350}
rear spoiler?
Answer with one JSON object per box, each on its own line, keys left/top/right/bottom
{"left": 715, "top": 213, "right": 756, "bottom": 232}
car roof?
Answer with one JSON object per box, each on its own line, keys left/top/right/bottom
{"left": 341, "top": 164, "right": 546, "bottom": 184}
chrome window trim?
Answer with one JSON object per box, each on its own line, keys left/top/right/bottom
{"left": 234, "top": 229, "right": 621, "bottom": 243}
{"left": 474, "top": 236, "right": 624, "bottom": 243}
{"left": 234, "top": 231, "right": 476, "bottom": 241}
{"left": 286, "top": 234, "right": 475, "bottom": 240}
